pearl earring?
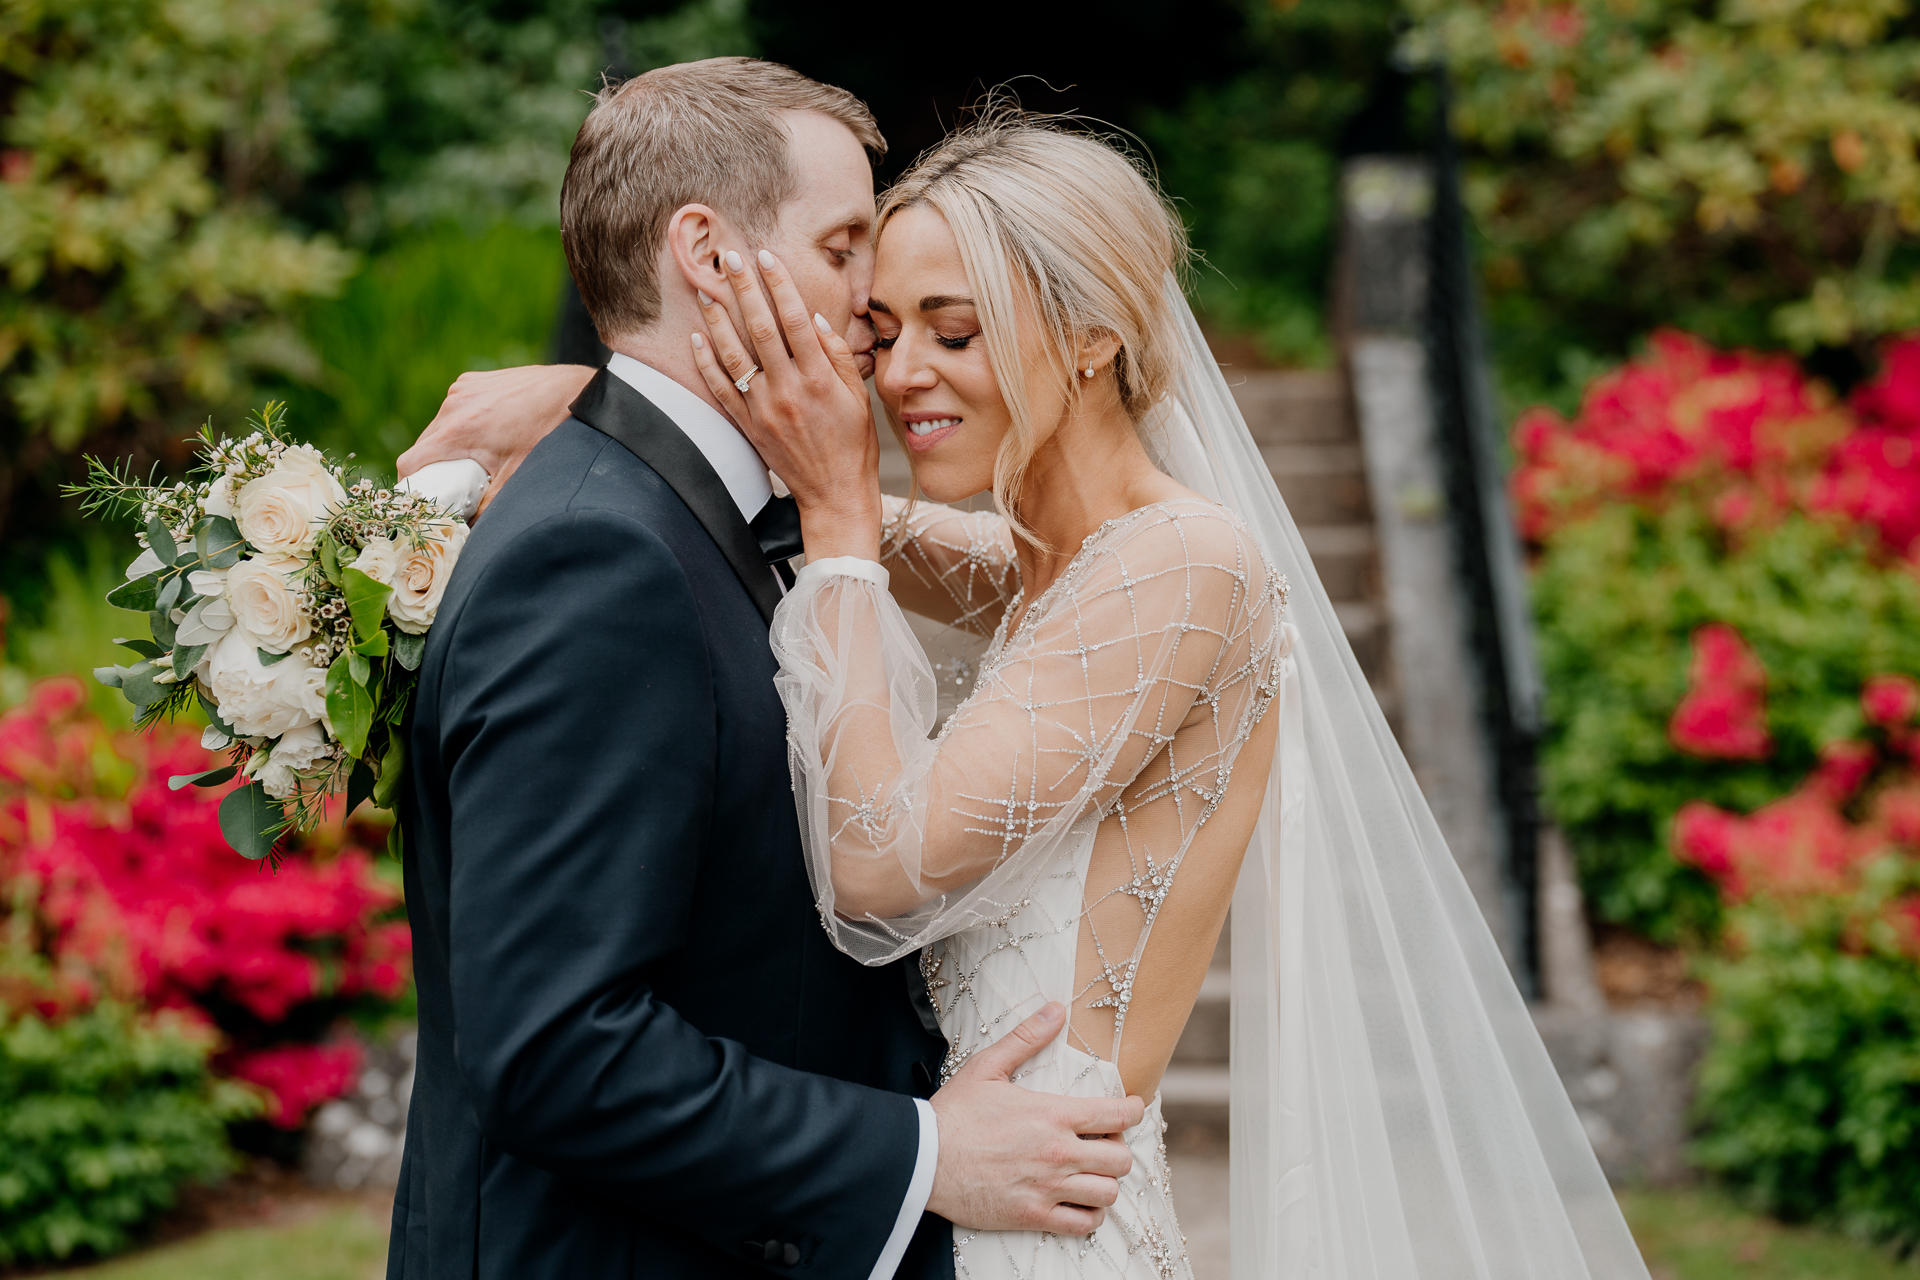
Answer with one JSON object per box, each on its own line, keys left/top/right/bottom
{"left": 1082, "top": 364, "right": 1095, "bottom": 379}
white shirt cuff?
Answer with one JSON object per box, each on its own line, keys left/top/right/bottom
{"left": 796, "top": 556, "right": 889, "bottom": 590}
{"left": 867, "top": 1098, "right": 939, "bottom": 1280}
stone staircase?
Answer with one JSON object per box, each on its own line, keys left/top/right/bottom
{"left": 875, "top": 368, "right": 1389, "bottom": 1140}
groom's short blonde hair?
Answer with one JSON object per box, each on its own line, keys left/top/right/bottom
{"left": 562, "top": 57, "right": 885, "bottom": 341}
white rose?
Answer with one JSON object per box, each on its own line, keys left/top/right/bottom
{"left": 349, "top": 536, "right": 401, "bottom": 587}
{"left": 234, "top": 450, "right": 346, "bottom": 556}
{"left": 206, "top": 628, "right": 328, "bottom": 739}
{"left": 225, "top": 556, "right": 312, "bottom": 654}
{"left": 385, "top": 521, "right": 467, "bottom": 634}
{"left": 256, "top": 721, "right": 331, "bottom": 799}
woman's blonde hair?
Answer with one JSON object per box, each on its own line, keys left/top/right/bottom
{"left": 878, "top": 108, "right": 1189, "bottom": 547}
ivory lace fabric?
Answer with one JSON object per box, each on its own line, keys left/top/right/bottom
{"left": 771, "top": 282, "right": 1651, "bottom": 1280}
{"left": 774, "top": 497, "right": 1288, "bottom": 1279}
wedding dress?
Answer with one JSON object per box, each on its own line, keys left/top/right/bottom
{"left": 771, "top": 286, "right": 1651, "bottom": 1280}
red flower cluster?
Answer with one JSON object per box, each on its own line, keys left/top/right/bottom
{"left": 1673, "top": 677, "right": 1920, "bottom": 954}
{"left": 1513, "top": 329, "right": 1920, "bottom": 559}
{"left": 1670, "top": 624, "right": 1773, "bottom": 759}
{"left": 226, "top": 1041, "right": 365, "bottom": 1127}
{"left": 0, "top": 678, "right": 410, "bottom": 1127}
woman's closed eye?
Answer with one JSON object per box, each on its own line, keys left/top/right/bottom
{"left": 935, "top": 331, "right": 978, "bottom": 350}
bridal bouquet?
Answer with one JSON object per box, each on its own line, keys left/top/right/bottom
{"left": 71, "top": 404, "right": 467, "bottom": 861}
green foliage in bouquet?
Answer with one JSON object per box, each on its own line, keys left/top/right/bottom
{"left": 69, "top": 404, "right": 463, "bottom": 861}
{"left": 1692, "top": 869, "right": 1920, "bottom": 1244}
{"left": 1403, "top": 0, "right": 1920, "bottom": 408}
{"left": 1535, "top": 507, "right": 1920, "bottom": 939}
{"left": 0, "top": 1002, "right": 258, "bottom": 1266}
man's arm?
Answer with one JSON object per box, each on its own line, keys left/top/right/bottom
{"left": 399, "top": 365, "right": 595, "bottom": 512}
{"left": 439, "top": 504, "right": 919, "bottom": 1274}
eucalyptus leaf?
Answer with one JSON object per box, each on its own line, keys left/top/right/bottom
{"left": 197, "top": 692, "right": 238, "bottom": 740}
{"left": 372, "top": 731, "right": 406, "bottom": 809}
{"left": 345, "top": 759, "right": 377, "bottom": 815}
{"left": 149, "top": 605, "right": 177, "bottom": 650}
{"left": 106, "top": 573, "right": 160, "bottom": 612}
{"left": 169, "top": 765, "right": 237, "bottom": 791}
{"left": 156, "top": 572, "right": 183, "bottom": 614}
{"left": 196, "top": 515, "right": 245, "bottom": 569}
{"left": 326, "top": 660, "right": 374, "bottom": 758}
{"left": 218, "top": 782, "right": 282, "bottom": 860}
{"left": 172, "top": 642, "right": 209, "bottom": 680}
{"left": 319, "top": 535, "right": 344, "bottom": 587}
{"left": 257, "top": 648, "right": 290, "bottom": 667}
{"left": 94, "top": 665, "right": 128, "bottom": 689}
{"left": 145, "top": 517, "right": 177, "bottom": 566}
{"left": 114, "top": 637, "right": 163, "bottom": 659}
{"left": 341, "top": 567, "right": 393, "bottom": 644}
{"left": 120, "top": 663, "right": 167, "bottom": 709}
{"left": 393, "top": 629, "right": 425, "bottom": 672}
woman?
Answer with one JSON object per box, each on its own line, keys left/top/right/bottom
{"left": 696, "top": 114, "right": 1286, "bottom": 1280}
{"left": 691, "top": 114, "right": 1650, "bottom": 1280}
{"left": 409, "top": 110, "right": 1650, "bottom": 1280}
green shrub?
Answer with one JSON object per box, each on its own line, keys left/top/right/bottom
{"left": 0, "top": 1002, "right": 258, "bottom": 1266}
{"left": 1535, "top": 507, "right": 1920, "bottom": 940}
{"left": 1693, "top": 876, "right": 1920, "bottom": 1244}
{"left": 288, "top": 221, "right": 569, "bottom": 469}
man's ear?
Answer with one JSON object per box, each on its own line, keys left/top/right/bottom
{"left": 665, "top": 203, "right": 730, "bottom": 301}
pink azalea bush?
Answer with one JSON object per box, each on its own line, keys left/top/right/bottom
{"left": 1520, "top": 331, "right": 1920, "bottom": 938}
{"left": 0, "top": 676, "right": 410, "bottom": 1128}
{"left": 1518, "top": 331, "right": 1920, "bottom": 1234}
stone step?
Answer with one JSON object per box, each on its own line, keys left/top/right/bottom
{"left": 1296, "top": 523, "right": 1378, "bottom": 604}
{"left": 1227, "top": 370, "right": 1353, "bottom": 446}
{"left": 1157, "top": 1063, "right": 1232, "bottom": 1129}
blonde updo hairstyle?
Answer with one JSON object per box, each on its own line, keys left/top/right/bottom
{"left": 878, "top": 110, "right": 1190, "bottom": 547}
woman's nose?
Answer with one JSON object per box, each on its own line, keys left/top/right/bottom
{"left": 879, "top": 340, "right": 937, "bottom": 397}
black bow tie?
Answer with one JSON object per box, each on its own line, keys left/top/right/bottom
{"left": 751, "top": 494, "right": 804, "bottom": 587}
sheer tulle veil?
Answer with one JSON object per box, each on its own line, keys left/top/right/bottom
{"left": 1144, "top": 281, "right": 1649, "bottom": 1279}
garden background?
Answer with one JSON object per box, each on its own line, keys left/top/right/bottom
{"left": 4, "top": 0, "right": 1920, "bottom": 1274}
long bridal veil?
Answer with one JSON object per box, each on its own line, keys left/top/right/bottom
{"left": 1148, "top": 283, "right": 1649, "bottom": 1280}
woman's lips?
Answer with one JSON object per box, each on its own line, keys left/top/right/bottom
{"left": 902, "top": 416, "right": 961, "bottom": 452}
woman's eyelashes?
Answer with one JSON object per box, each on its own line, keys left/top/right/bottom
{"left": 873, "top": 330, "right": 976, "bottom": 351}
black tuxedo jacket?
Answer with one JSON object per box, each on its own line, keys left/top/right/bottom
{"left": 388, "top": 369, "right": 952, "bottom": 1280}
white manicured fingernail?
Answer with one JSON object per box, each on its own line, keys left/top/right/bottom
{"left": 690, "top": 333, "right": 705, "bottom": 349}
{"left": 813, "top": 313, "right": 832, "bottom": 335}
{"left": 724, "top": 250, "right": 743, "bottom": 271}
{"left": 697, "top": 290, "right": 712, "bottom": 306}
{"left": 758, "top": 249, "right": 776, "bottom": 269}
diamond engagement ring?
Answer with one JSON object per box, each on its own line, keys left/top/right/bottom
{"left": 734, "top": 365, "right": 761, "bottom": 394}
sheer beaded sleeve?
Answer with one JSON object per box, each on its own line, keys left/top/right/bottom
{"left": 878, "top": 494, "right": 1020, "bottom": 636}
{"left": 771, "top": 498, "right": 1288, "bottom": 966}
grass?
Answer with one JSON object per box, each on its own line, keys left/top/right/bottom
{"left": 1621, "top": 1186, "right": 1920, "bottom": 1279}
{"left": 60, "top": 1202, "right": 388, "bottom": 1280}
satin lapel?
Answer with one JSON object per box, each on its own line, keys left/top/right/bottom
{"left": 569, "top": 368, "right": 783, "bottom": 623}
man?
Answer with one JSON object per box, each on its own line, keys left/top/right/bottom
{"left": 392, "top": 58, "right": 1142, "bottom": 1280}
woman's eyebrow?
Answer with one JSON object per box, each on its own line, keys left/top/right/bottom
{"left": 919, "top": 295, "right": 974, "bottom": 311}
{"left": 868, "top": 298, "right": 893, "bottom": 315}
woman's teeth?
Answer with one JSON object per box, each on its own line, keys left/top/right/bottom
{"left": 910, "top": 417, "right": 960, "bottom": 436}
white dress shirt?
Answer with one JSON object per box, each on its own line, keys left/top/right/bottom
{"left": 606, "top": 354, "right": 940, "bottom": 1280}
